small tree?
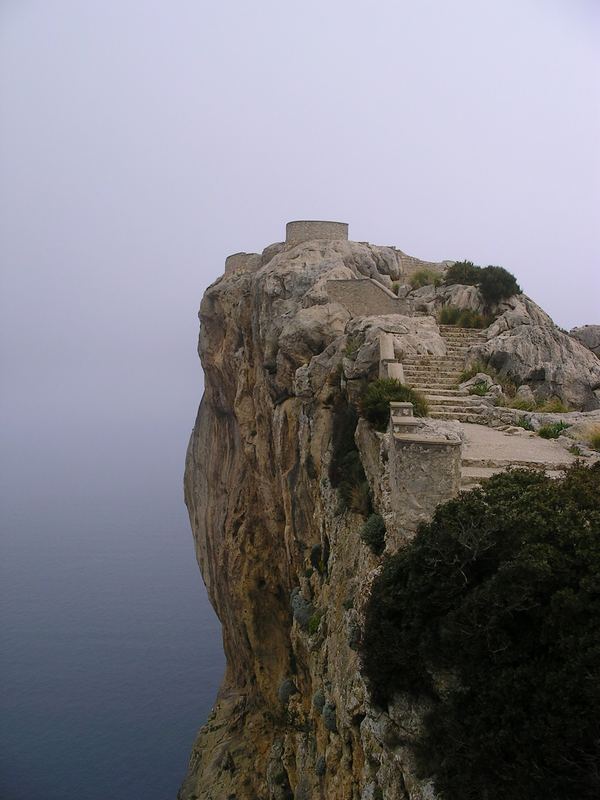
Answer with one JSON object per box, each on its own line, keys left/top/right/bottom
{"left": 360, "top": 513, "right": 386, "bottom": 555}
{"left": 478, "top": 265, "right": 521, "bottom": 306}
{"left": 443, "top": 260, "right": 481, "bottom": 286}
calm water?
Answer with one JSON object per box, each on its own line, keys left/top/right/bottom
{"left": 0, "top": 400, "right": 225, "bottom": 800}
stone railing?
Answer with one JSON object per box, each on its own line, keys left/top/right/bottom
{"left": 378, "top": 333, "right": 405, "bottom": 381}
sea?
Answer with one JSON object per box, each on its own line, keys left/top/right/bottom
{"left": 0, "top": 397, "right": 225, "bottom": 800}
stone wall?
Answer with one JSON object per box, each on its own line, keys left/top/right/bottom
{"left": 286, "top": 220, "right": 349, "bottom": 245}
{"left": 224, "top": 252, "right": 262, "bottom": 275}
{"left": 388, "top": 434, "right": 461, "bottom": 538}
{"left": 396, "top": 251, "right": 450, "bottom": 279}
{"left": 327, "top": 278, "right": 409, "bottom": 317}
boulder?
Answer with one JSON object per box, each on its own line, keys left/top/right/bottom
{"left": 470, "top": 298, "right": 600, "bottom": 411}
{"left": 570, "top": 325, "right": 600, "bottom": 358}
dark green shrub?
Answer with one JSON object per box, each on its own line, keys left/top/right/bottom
{"left": 438, "top": 305, "right": 461, "bottom": 325}
{"left": 537, "top": 397, "right": 569, "bottom": 413}
{"left": 313, "top": 689, "right": 325, "bottom": 713}
{"left": 361, "top": 464, "right": 600, "bottom": 800}
{"left": 478, "top": 265, "right": 521, "bottom": 306}
{"left": 360, "top": 379, "right": 428, "bottom": 431}
{"left": 443, "top": 261, "right": 520, "bottom": 307}
{"left": 315, "top": 756, "right": 326, "bottom": 776}
{"left": 538, "top": 421, "right": 570, "bottom": 439}
{"left": 278, "top": 679, "right": 298, "bottom": 705}
{"left": 515, "top": 415, "right": 534, "bottom": 431}
{"left": 589, "top": 428, "right": 600, "bottom": 451}
{"left": 459, "top": 362, "right": 488, "bottom": 383}
{"left": 444, "top": 260, "right": 481, "bottom": 286}
{"left": 508, "top": 397, "right": 537, "bottom": 411}
{"left": 322, "top": 703, "right": 338, "bottom": 733}
{"left": 468, "top": 380, "right": 488, "bottom": 397}
{"left": 439, "top": 306, "right": 490, "bottom": 328}
{"left": 290, "top": 588, "right": 314, "bottom": 631}
{"left": 410, "top": 269, "right": 442, "bottom": 289}
{"left": 308, "top": 610, "right": 323, "bottom": 635}
{"left": 310, "top": 544, "right": 325, "bottom": 574}
{"left": 329, "top": 396, "right": 370, "bottom": 515}
{"left": 360, "top": 513, "right": 386, "bottom": 555}
{"left": 343, "top": 335, "right": 362, "bottom": 358}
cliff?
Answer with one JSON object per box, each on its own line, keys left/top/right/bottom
{"left": 180, "top": 225, "right": 600, "bottom": 800}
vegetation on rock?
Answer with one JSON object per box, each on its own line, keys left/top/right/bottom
{"left": 538, "top": 421, "right": 570, "bottom": 439}
{"left": 361, "top": 464, "right": 600, "bottom": 800}
{"left": 443, "top": 260, "right": 481, "bottom": 286}
{"left": 329, "top": 395, "right": 371, "bottom": 515}
{"left": 410, "top": 269, "right": 442, "bottom": 289}
{"left": 443, "top": 260, "right": 521, "bottom": 307}
{"left": 360, "top": 378, "right": 428, "bottom": 431}
{"left": 360, "top": 513, "right": 386, "bottom": 555}
{"left": 438, "top": 305, "right": 490, "bottom": 329}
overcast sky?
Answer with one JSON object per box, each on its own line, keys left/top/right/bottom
{"left": 1, "top": 0, "right": 599, "bottom": 508}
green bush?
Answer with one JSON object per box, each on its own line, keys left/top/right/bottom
{"left": 343, "top": 335, "right": 362, "bottom": 358}
{"left": 468, "top": 380, "right": 488, "bottom": 396}
{"left": 588, "top": 427, "right": 600, "bottom": 452}
{"left": 538, "top": 421, "right": 570, "bottom": 439}
{"left": 308, "top": 610, "right": 323, "bottom": 635}
{"left": 361, "top": 464, "right": 600, "bottom": 800}
{"left": 360, "top": 513, "right": 386, "bottom": 555}
{"left": 410, "top": 269, "right": 442, "bottom": 289}
{"left": 515, "top": 415, "right": 534, "bottom": 431}
{"left": 360, "top": 379, "right": 428, "bottom": 431}
{"left": 439, "top": 306, "right": 489, "bottom": 328}
{"left": 438, "top": 305, "right": 460, "bottom": 325}
{"left": 508, "top": 397, "right": 537, "bottom": 412}
{"left": 537, "top": 397, "right": 569, "bottom": 413}
{"left": 443, "top": 261, "right": 520, "bottom": 307}
{"left": 444, "top": 260, "right": 481, "bottom": 286}
{"left": 458, "top": 362, "right": 488, "bottom": 383}
{"left": 329, "top": 395, "right": 371, "bottom": 515}
{"left": 478, "top": 265, "right": 521, "bottom": 306}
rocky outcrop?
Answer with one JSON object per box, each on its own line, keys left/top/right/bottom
{"left": 181, "top": 231, "right": 600, "bottom": 800}
{"left": 472, "top": 296, "right": 600, "bottom": 410}
{"left": 570, "top": 324, "right": 600, "bottom": 358}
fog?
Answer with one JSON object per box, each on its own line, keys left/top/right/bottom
{"left": 0, "top": 1, "right": 598, "bottom": 797}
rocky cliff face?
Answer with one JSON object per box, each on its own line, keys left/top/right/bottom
{"left": 180, "top": 235, "right": 600, "bottom": 800}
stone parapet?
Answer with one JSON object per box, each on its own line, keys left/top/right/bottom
{"left": 327, "top": 278, "right": 408, "bottom": 317}
{"left": 285, "top": 220, "right": 349, "bottom": 245}
{"left": 224, "top": 252, "right": 261, "bottom": 275}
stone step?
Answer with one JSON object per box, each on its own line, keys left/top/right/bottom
{"left": 404, "top": 367, "right": 462, "bottom": 374}
{"left": 430, "top": 410, "right": 487, "bottom": 423}
{"left": 422, "top": 388, "right": 469, "bottom": 397}
{"left": 426, "top": 396, "right": 488, "bottom": 407}
{"left": 439, "top": 325, "right": 487, "bottom": 335}
{"left": 411, "top": 383, "right": 460, "bottom": 391}
{"left": 461, "top": 457, "right": 572, "bottom": 471}
{"left": 403, "top": 358, "right": 465, "bottom": 367}
{"left": 461, "top": 465, "right": 565, "bottom": 489}
{"left": 429, "top": 405, "right": 488, "bottom": 414}
{"left": 394, "top": 433, "right": 462, "bottom": 447}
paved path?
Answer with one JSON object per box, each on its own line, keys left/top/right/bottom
{"left": 460, "top": 423, "right": 575, "bottom": 489}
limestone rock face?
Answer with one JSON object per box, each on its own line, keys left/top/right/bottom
{"left": 471, "top": 297, "right": 600, "bottom": 410}
{"left": 570, "top": 325, "right": 600, "bottom": 358}
{"left": 181, "top": 238, "right": 447, "bottom": 800}
{"left": 181, "top": 236, "right": 599, "bottom": 799}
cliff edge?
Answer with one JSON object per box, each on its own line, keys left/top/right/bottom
{"left": 180, "top": 224, "right": 600, "bottom": 799}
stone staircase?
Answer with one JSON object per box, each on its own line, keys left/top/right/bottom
{"left": 403, "top": 325, "right": 489, "bottom": 422}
